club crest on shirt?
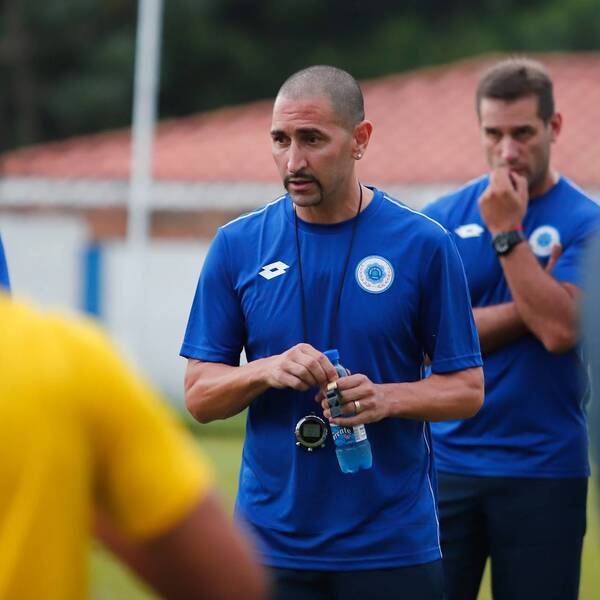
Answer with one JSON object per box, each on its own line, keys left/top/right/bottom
{"left": 355, "top": 255, "right": 394, "bottom": 294}
{"left": 529, "top": 226, "right": 561, "bottom": 258}
{"left": 455, "top": 223, "right": 485, "bottom": 238}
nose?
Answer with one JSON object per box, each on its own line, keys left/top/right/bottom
{"left": 499, "top": 136, "right": 519, "bottom": 163}
{"left": 287, "top": 141, "right": 308, "bottom": 173}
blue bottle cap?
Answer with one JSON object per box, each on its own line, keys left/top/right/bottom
{"left": 324, "top": 349, "right": 339, "bottom": 363}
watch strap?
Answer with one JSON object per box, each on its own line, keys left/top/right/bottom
{"left": 492, "top": 229, "right": 526, "bottom": 256}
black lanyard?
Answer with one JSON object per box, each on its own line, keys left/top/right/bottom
{"left": 293, "top": 183, "right": 363, "bottom": 348}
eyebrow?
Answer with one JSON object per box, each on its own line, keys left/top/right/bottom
{"left": 270, "top": 127, "right": 326, "bottom": 137}
{"left": 483, "top": 125, "right": 536, "bottom": 133}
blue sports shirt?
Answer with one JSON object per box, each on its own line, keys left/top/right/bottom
{"left": 424, "top": 175, "right": 600, "bottom": 479}
{"left": 0, "top": 235, "right": 10, "bottom": 291}
{"left": 182, "top": 187, "right": 482, "bottom": 570}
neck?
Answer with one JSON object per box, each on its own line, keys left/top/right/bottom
{"left": 294, "top": 180, "right": 373, "bottom": 224}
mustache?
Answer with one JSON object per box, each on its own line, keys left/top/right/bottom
{"left": 284, "top": 172, "right": 320, "bottom": 188}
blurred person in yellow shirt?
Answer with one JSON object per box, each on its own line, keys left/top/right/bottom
{"left": 0, "top": 292, "right": 267, "bottom": 600}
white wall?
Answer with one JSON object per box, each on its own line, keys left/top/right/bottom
{"left": 102, "top": 240, "right": 210, "bottom": 405}
{"left": 1, "top": 214, "right": 87, "bottom": 310}
{"left": 1, "top": 213, "right": 210, "bottom": 405}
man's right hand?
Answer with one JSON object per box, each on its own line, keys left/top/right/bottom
{"left": 263, "top": 343, "right": 338, "bottom": 391}
{"left": 478, "top": 167, "right": 528, "bottom": 235}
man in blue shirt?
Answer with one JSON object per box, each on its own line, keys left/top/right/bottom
{"left": 0, "top": 235, "right": 10, "bottom": 291}
{"left": 424, "top": 58, "right": 600, "bottom": 600}
{"left": 181, "top": 65, "right": 484, "bottom": 600}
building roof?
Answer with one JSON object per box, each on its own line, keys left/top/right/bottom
{"left": 2, "top": 52, "right": 600, "bottom": 186}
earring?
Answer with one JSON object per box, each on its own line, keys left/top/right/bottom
{"left": 355, "top": 152, "right": 363, "bottom": 159}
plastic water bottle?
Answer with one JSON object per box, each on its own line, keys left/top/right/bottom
{"left": 323, "top": 349, "right": 373, "bottom": 473}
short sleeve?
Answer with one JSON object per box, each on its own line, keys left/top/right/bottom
{"left": 180, "top": 228, "right": 245, "bottom": 365}
{"left": 63, "top": 318, "right": 214, "bottom": 540}
{"left": 551, "top": 214, "right": 600, "bottom": 288}
{"left": 420, "top": 230, "right": 482, "bottom": 374}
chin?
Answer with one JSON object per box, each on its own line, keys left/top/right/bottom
{"left": 289, "top": 193, "right": 322, "bottom": 208}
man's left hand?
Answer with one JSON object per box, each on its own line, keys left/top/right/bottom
{"left": 316, "top": 373, "right": 389, "bottom": 426}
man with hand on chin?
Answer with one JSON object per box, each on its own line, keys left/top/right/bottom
{"left": 181, "top": 65, "right": 483, "bottom": 600}
{"left": 424, "top": 57, "right": 600, "bottom": 600}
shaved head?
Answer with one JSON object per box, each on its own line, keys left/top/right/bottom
{"left": 276, "top": 65, "right": 365, "bottom": 129}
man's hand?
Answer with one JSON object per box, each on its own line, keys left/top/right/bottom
{"left": 545, "top": 243, "right": 562, "bottom": 273}
{"left": 264, "top": 343, "right": 338, "bottom": 391}
{"left": 479, "top": 167, "right": 529, "bottom": 235}
{"left": 316, "top": 373, "right": 390, "bottom": 426}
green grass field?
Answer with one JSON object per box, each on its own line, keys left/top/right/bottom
{"left": 90, "top": 424, "right": 600, "bottom": 600}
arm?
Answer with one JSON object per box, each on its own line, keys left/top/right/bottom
{"left": 499, "top": 243, "right": 579, "bottom": 353}
{"left": 185, "top": 344, "right": 338, "bottom": 423}
{"left": 321, "top": 366, "right": 484, "bottom": 425}
{"left": 72, "top": 319, "right": 268, "bottom": 600}
{"left": 479, "top": 168, "right": 578, "bottom": 353}
{"left": 96, "top": 493, "right": 268, "bottom": 600}
{"left": 473, "top": 303, "right": 528, "bottom": 353}
{"left": 473, "top": 244, "right": 562, "bottom": 353}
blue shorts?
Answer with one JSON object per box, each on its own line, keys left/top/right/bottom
{"left": 268, "top": 560, "right": 444, "bottom": 600}
{"left": 437, "top": 472, "right": 587, "bottom": 600}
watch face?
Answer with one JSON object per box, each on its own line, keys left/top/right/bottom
{"left": 496, "top": 238, "right": 509, "bottom": 253}
{"left": 493, "top": 231, "right": 524, "bottom": 255}
{"left": 295, "top": 415, "right": 328, "bottom": 448}
{"left": 300, "top": 422, "right": 322, "bottom": 442}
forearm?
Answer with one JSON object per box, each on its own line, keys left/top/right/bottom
{"left": 473, "top": 303, "right": 528, "bottom": 353}
{"left": 185, "top": 344, "right": 339, "bottom": 424}
{"left": 382, "top": 367, "right": 484, "bottom": 421}
{"left": 96, "top": 495, "right": 269, "bottom": 600}
{"left": 501, "top": 243, "right": 578, "bottom": 352}
{"left": 184, "top": 358, "right": 273, "bottom": 423}
{"left": 322, "top": 367, "right": 483, "bottom": 426}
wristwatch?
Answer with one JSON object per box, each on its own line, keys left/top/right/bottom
{"left": 492, "top": 230, "right": 526, "bottom": 256}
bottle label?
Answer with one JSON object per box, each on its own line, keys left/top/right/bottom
{"left": 331, "top": 424, "right": 366, "bottom": 447}
{"left": 352, "top": 424, "right": 367, "bottom": 442}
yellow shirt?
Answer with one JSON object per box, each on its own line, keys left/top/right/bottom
{"left": 0, "top": 295, "right": 213, "bottom": 599}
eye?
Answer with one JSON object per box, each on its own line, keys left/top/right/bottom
{"left": 513, "top": 127, "right": 535, "bottom": 141}
{"left": 302, "top": 132, "right": 322, "bottom": 145}
{"left": 484, "top": 129, "right": 501, "bottom": 141}
{"left": 271, "top": 132, "right": 289, "bottom": 146}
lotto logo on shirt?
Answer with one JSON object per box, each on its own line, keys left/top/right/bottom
{"left": 258, "top": 261, "right": 290, "bottom": 280}
{"left": 355, "top": 256, "right": 394, "bottom": 294}
{"left": 455, "top": 223, "right": 484, "bottom": 238}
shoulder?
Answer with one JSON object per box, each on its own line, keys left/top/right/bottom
{"left": 379, "top": 191, "right": 450, "bottom": 240}
{"left": 218, "top": 194, "right": 288, "bottom": 240}
{"left": 42, "top": 307, "right": 116, "bottom": 361}
{"left": 558, "top": 177, "right": 600, "bottom": 213}
{"left": 2, "top": 295, "right": 104, "bottom": 351}
{"left": 552, "top": 178, "right": 600, "bottom": 236}
{"left": 0, "top": 296, "right": 125, "bottom": 415}
{"left": 11, "top": 300, "right": 130, "bottom": 381}
{"left": 422, "top": 175, "right": 489, "bottom": 221}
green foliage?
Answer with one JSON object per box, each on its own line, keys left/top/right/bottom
{"left": 2, "top": 0, "right": 600, "bottom": 150}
